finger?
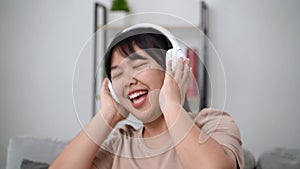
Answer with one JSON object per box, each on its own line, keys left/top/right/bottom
{"left": 164, "top": 60, "right": 174, "bottom": 81}
{"left": 166, "top": 59, "right": 172, "bottom": 75}
{"left": 101, "top": 78, "right": 109, "bottom": 93}
{"left": 180, "top": 60, "right": 190, "bottom": 103}
{"left": 174, "top": 58, "right": 185, "bottom": 82}
{"left": 183, "top": 58, "right": 190, "bottom": 73}
{"left": 184, "top": 58, "right": 190, "bottom": 66}
{"left": 174, "top": 71, "right": 183, "bottom": 84}
{"left": 183, "top": 59, "right": 191, "bottom": 82}
{"left": 174, "top": 59, "right": 190, "bottom": 97}
{"left": 101, "top": 78, "right": 115, "bottom": 99}
{"left": 175, "top": 57, "right": 184, "bottom": 72}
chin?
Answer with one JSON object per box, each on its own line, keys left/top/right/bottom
{"left": 129, "top": 106, "right": 163, "bottom": 124}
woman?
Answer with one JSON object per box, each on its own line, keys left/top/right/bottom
{"left": 50, "top": 24, "right": 244, "bottom": 169}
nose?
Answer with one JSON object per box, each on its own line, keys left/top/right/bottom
{"left": 124, "top": 76, "right": 138, "bottom": 89}
{"left": 122, "top": 64, "right": 141, "bottom": 90}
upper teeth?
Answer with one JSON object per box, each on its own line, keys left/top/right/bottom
{"left": 129, "top": 91, "right": 147, "bottom": 99}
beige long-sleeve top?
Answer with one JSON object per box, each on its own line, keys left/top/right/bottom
{"left": 92, "top": 108, "right": 244, "bottom": 169}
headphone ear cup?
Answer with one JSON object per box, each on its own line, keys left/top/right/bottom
{"left": 176, "top": 49, "right": 186, "bottom": 60}
{"left": 108, "top": 81, "right": 120, "bottom": 103}
{"left": 166, "top": 49, "right": 186, "bottom": 70}
{"left": 166, "top": 49, "right": 177, "bottom": 70}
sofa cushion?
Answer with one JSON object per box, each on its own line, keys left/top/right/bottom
{"left": 257, "top": 148, "right": 300, "bottom": 169}
{"left": 21, "top": 159, "right": 49, "bottom": 169}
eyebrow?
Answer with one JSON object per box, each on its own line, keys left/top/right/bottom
{"left": 128, "top": 53, "right": 148, "bottom": 61}
{"left": 111, "top": 54, "right": 148, "bottom": 70}
{"left": 111, "top": 65, "right": 118, "bottom": 71}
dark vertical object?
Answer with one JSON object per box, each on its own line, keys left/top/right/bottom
{"left": 200, "top": 1, "right": 208, "bottom": 110}
{"left": 93, "top": 3, "right": 107, "bottom": 117}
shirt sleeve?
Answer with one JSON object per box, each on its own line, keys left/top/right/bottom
{"left": 92, "top": 148, "right": 114, "bottom": 169}
{"left": 193, "top": 108, "right": 244, "bottom": 169}
{"left": 92, "top": 124, "right": 135, "bottom": 169}
{"left": 92, "top": 127, "right": 120, "bottom": 169}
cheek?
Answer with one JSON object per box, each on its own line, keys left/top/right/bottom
{"left": 136, "top": 69, "right": 165, "bottom": 88}
{"left": 110, "top": 77, "right": 125, "bottom": 98}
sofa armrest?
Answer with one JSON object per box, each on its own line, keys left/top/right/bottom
{"left": 244, "top": 148, "right": 256, "bottom": 169}
{"left": 6, "top": 136, "right": 68, "bottom": 169}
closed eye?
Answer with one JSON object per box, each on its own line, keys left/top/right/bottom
{"left": 112, "top": 72, "right": 122, "bottom": 79}
{"left": 133, "top": 63, "right": 148, "bottom": 69}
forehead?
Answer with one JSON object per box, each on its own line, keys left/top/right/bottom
{"left": 111, "top": 49, "right": 126, "bottom": 67}
{"left": 111, "top": 45, "right": 151, "bottom": 67}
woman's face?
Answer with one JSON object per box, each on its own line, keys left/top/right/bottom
{"left": 110, "top": 45, "right": 165, "bottom": 123}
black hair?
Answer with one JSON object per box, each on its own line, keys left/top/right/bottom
{"left": 104, "top": 27, "right": 173, "bottom": 81}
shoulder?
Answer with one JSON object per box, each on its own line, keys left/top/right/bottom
{"left": 193, "top": 108, "right": 244, "bottom": 168}
{"left": 193, "top": 108, "right": 239, "bottom": 132}
{"left": 192, "top": 107, "right": 241, "bottom": 141}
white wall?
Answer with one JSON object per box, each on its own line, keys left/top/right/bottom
{"left": 205, "top": 0, "right": 300, "bottom": 158}
{"left": 0, "top": 0, "right": 300, "bottom": 168}
{"left": 0, "top": 0, "right": 94, "bottom": 168}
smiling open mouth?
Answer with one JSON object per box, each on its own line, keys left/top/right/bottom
{"left": 128, "top": 90, "right": 148, "bottom": 108}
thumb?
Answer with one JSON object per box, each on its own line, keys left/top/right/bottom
{"left": 101, "top": 78, "right": 110, "bottom": 93}
{"left": 164, "top": 60, "right": 173, "bottom": 80}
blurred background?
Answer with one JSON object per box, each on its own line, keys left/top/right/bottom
{"left": 0, "top": 0, "right": 300, "bottom": 168}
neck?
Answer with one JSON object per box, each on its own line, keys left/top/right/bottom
{"left": 142, "top": 114, "right": 168, "bottom": 138}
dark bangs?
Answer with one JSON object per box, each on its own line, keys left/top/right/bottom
{"left": 104, "top": 27, "right": 172, "bottom": 81}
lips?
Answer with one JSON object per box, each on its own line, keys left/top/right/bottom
{"left": 128, "top": 90, "right": 148, "bottom": 108}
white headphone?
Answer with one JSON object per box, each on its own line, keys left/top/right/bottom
{"left": 108, "top": 23, "right": 186, "bottom": 103}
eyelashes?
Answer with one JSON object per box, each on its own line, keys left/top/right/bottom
{"left": 133, "top": 62, "right": 148, "bottom": 69}
{"left": 112, "top": 62, "right": 149, "bottom": 79}
{"left": 112, "top": 72, "right": 122, "bottom": 79}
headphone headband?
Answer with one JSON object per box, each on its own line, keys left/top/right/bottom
{"left": 121, "top": 23, "right": 181, "bottom": 52}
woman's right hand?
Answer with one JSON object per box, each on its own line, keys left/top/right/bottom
{"left": 100, "top": 78, "right": 128, "bottom": 127}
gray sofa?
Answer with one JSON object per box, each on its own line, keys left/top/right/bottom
{"left": 6, "top": 136, "right": 67, "bottom": 169}
{"left": 6, "top": 136, "right": 300, "bottom": 169}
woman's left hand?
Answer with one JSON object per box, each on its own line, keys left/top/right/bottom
{"left": 159, "top": 57, "right": 191, "bottom": 111}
